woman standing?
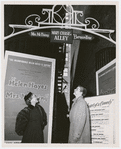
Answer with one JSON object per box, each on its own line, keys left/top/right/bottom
{"left": 15, "top": 92, "right": 47, "bottom": 143}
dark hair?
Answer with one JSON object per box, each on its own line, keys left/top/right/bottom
{"left": 78, "top": 85, "right": 87, "bottom": 97}
{"left": 24, "top": 92, "right": 33, "bottom": 101}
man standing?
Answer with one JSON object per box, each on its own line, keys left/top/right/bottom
{"left": 68, "top": 85, "right": 91, "bottom": 143}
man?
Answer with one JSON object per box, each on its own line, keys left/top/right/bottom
{"left": 68, "top": 85, "right": 91, "bottom": 143}
{"left": 15, "top": 92, "right": 47, "bottom": 143}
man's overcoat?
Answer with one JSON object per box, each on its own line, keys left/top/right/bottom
{"left": 68, "top": 96, "right": 91, "bottom": 143}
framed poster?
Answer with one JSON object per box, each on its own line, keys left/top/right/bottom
{"left": 85, "top": 94, "right": 117, "bottom": 145}
{"left": 4, "top": 51, "right": 55, "bottom": 143}
{"left": 96, "top": 59, "right": 116, "bottom": 95}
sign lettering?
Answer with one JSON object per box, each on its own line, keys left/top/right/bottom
{"left": 85, "top": 94, "right": 116, "bottom": 144}
{"left": 73, "top": 33, "right": 93, "bottom": 40}
{"left": 29, "top": 31, "right": 50, "bottom": 38}
{"left": 29, "top": 30, "right": 94, "bottom": 43}
{"left": 50, "top": 29, "right": 73, "bottom": 44}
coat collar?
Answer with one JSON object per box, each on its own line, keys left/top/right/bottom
{"left": 72, "top": 96, "right": 83, "bottom": 103}
{"left": 28, "top": 105, "right": 34, "bottom": 109}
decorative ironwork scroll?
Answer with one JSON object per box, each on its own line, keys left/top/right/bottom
{"left": 5, "top": 5, "right": 115, "bottom": 44}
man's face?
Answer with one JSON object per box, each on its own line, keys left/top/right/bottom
{"left": 73, "top": 86, "right": 81, "bottom": 96}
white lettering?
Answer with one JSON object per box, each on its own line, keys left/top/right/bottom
{"left": 73, "top": 34, "right": 92, "bottom": 40}
{"left": 54, "top": 35, "right": 68, "bottom": 41}
{"left": 51, "top": 31, "right": 59, "bottom": 35}
{"left": 60, "top": 31, "right": 71, "bottom": 36}
{"left": 31, "top": 32, "right": 36, "bottom": 36}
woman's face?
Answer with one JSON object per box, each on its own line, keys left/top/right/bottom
{"left": 30, "top": 94, "right": 38, "bottom": 105}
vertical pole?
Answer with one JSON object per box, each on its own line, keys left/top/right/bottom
{"left": 62, "top": 5, "right": 72, "bottom": 111}
{"left": 62, "top": 44, "right": 71, "bottom": 111}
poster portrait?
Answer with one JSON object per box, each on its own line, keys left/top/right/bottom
{"left": 4, "top": 51, "right": 55, "bottom": 143}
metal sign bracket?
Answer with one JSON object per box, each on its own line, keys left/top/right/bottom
{"left": 5, "top": 5, "right": 115, "bottom": 44}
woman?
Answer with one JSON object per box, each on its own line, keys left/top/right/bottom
{"left": 15, "top": 92, "right": 47, "bottom": 143}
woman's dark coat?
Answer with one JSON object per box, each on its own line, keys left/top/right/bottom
{"left": 15, "top": 105, "right": 47, "bottom": 143}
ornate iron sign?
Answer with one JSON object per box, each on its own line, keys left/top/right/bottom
{"left": 5, "top": 5, "right": 115, "bottom": 44}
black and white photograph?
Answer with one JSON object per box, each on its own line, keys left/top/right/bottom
{"left": 1, "top": 1, "right": 119, "bottom": 147}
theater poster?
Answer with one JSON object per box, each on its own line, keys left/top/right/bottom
{"left": 96, "top": 59, "right": 116, "bottom": 95}
{"left": 4, "top": 51, "right": 55, "bottom": 143}
{"left": 85, "top": 94, "right": 118, "bottom": 145}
